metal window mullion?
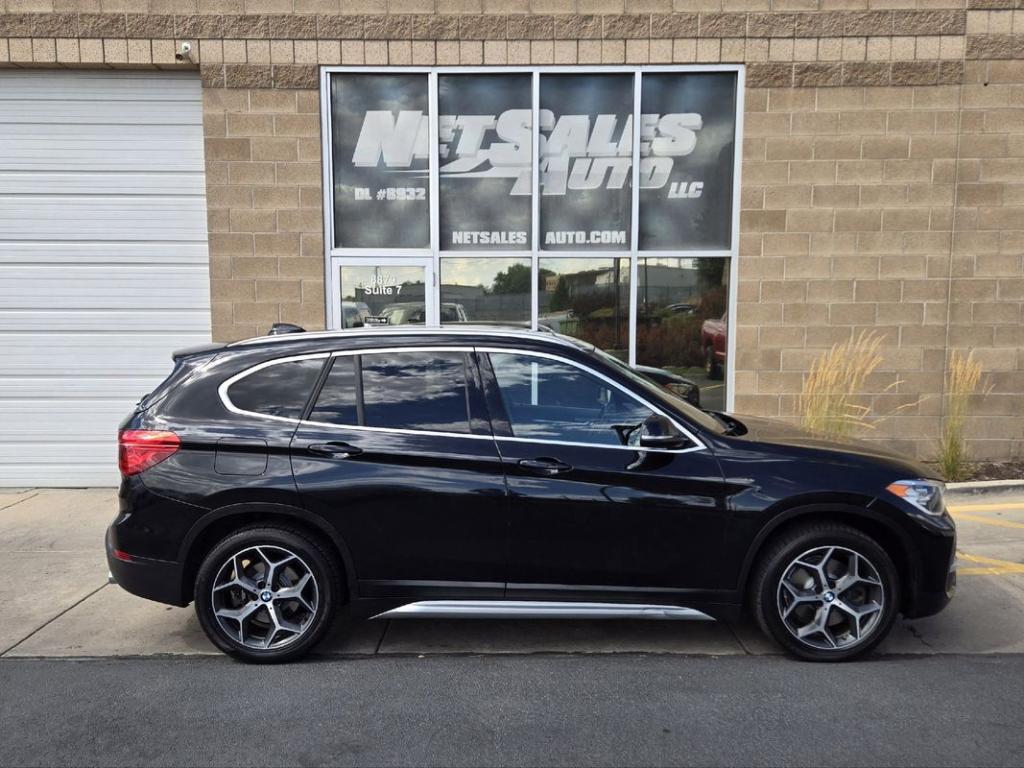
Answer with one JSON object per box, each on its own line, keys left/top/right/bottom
{"left": 428, "top": 71, "right": 441, "bottom": 327}
{"left": 320, "top": 69, "right": 336, "bottom": 329}
{"left": 530, "top": 70, "right": 540, "bottom": 332}
{"left": 725, "top": 66, "right": 745, "bottom": 413}
{"left": 628, "top": 71, "right": 642, "bottom": 368}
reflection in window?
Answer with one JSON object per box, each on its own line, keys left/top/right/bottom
{"left": 339, "top": 265, "right": 427, "bottom": 328}
{"left": 330, "top": 73, "right": 430, "bottom": 249}
{"left": 438, "top": 74, "right": 532, "bottom": 251}
{"left": 228, "top": 358, "right": 324, "bottom": 420}
{"left": 636, "top": 257, "right": 730, "bottom": 413}
{"left": 539, "top": 74, "right": 634, "bottom": 251}
{"left": 361, "top": 352, "right": 470, "bottom": 433}
{"left": 309, "top": 356, "right": 359, "bottom": 426}
{"left": 538, "top": 257, "right": 630, "bottom": 361}
{"left": 439, "top": 257, "right": 531, "bottom": 326}
{"left": 639, "top": 72, "right": 736, "bottom": 251}
{"left": 490, "top": 352, "right": 652, "bottom": 446}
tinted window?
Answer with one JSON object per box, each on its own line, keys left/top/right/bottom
{"left": 228, "top": 358, "right": 324, "bottom": 419}
{"left": 489, "top": 353, "right": 654, "bottom": 446}
{"left": 362, "top": 352, "right": 470, "bottom": 433}
{"left": 309, "top": 356, "right": 359, "bottom": 425}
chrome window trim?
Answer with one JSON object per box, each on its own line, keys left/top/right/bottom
{"left": 478, "top": 346, "right": 705, "bottom": 454}
{"left": 219, "top": 344, "right": 706, "bottom": 454}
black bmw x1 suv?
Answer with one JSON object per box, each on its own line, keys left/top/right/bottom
{"left": 108, "top": 327, "right": 956, "bottom": 663}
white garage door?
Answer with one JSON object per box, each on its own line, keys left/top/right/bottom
{"left": 0, "top": 71, "right": 210, "bottom": 487}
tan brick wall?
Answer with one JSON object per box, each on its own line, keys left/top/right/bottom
{"left": 737, "top": 65, "right": 1024, "bottom": 461}
{"left": 203, "top": 87, "right": 324, "bottom": 340}
{"left": 1, "top": 1, "right": 1022, "bottom": 461}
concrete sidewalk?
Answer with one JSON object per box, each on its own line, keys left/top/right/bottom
{"left": 2, "top": 487, "right": 1023, "bottom": 659}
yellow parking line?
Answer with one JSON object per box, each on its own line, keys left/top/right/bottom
{"left": 956, "top": 551, "right": 1024, "bottom": 576}
{"left": 947, "top": 502, "right": 1024, "bottom": 513}
{"left": 951, "top": 512, "right": 1024, "bottom": 530}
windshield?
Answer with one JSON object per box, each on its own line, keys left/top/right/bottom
{"left": 578, "top": 342, "right": 728, "bottom": 435}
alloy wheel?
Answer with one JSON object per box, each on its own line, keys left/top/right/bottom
{"left": 211, "top": 545, "right": 319, "bottom": 650}
{"left": 776, "top": 545, "right": 885, "bottom": 651}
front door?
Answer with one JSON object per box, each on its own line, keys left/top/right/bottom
{"left": 291, "top": 347, "right": 507, "bottom": 599}
{"left": 479, "top": 348, "right": 731, "bottom": 601}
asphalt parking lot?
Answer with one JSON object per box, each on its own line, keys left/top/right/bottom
{"left": 2, "top": 486, "right": 1023, "bottom": 659}
{"left": 3, "top": 486, "right": 1023, "bottom": 767}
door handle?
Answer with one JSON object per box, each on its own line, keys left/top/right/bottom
{"left": 307, "top": 442, "right": 362, "bottom": 459}
{"left": 518, "top": 457, "right": 572, "bottom": 476}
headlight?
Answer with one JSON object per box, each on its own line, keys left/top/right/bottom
{"left": 886, "top": 479, "right": 946, "bottom": 516}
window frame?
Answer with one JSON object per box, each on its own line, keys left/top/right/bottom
{"left": 320, "top": 66, "right": 743, "bottom": 414}
{"left": 477, "top": 347, "right": 705, "bottom": 454}
{"left": 219, "top": 345, "right": 705, "bottom": 453}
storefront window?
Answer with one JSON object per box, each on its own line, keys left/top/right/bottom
{"left": 338, "top": 265, "right": 428, "bottom": 328}
{"left": 330, "top": 74, "right": 430, "bottom": 249}
{"left": 539, "top": 74, "right": 633, "bottom": 251}
{"left": 439, "top": 257, "right": 532, "bottom": 326}
{"left": 438, "top": 74, "right": 532, "bottom": 251}
{"left": 324, "top": 68, "right": 741, "bottom": 410}
{"left": 636, "top": 257, "right": 730, "bottom": 412}
{"left": 638, "top": 73, "right": 737, "bottom": 251}
{"left": 538, "top": 257, "right": 630, "bottom": 360}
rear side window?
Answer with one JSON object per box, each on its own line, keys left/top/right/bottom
{"left": 226, "top": 357, "right": 324, "bottom": 419}
{"left": 311, "top": 351, "right": 471, "bottom": 434}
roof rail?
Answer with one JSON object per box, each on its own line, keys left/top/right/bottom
{"left": 229, "top": 325, "right": 580, "bottom": 349}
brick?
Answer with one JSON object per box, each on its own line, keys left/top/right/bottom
{"left": 459, "top": 14, "right": 506, "bottom": 39}
{"left": 79, "top": 13, "right": 126, "bottom": 38}
{"left": 862, "top": 136, "right": 910, "bottom": 159}
{"left": 698, "top": 13, "right": 746, "bottom": 37}
{"left": 316, "top": 14, "right": 364, "bottom": 38}
{"left": 793, "top": 63, "right": 842, "bottom": 87}
{"left": 508, "top": 15, "right": 554, "bottom": 39}
{"left": 747, "top": 12, "right": 796, "bottom": 37}
{"left": 222, "top": 14, "right": 271, "bottom": 39}
{"left": 836, "top": 209, "right": 882, "bottom": 231}
{"left": 892, "top": 10, "right": 965, "bottom": 35}
{"left": 651, "top": 13, "right": 697, "bottom": 37}
{"left": 363, "top": 14, "right": 411, "bottom": 39}
{"left": 844, "top": 11, "right": 893, "bottom": 36}
{"left": 741, "top": 209, "right": 787, "bottom": 232}
{"left": 224, "top": 65, "right": 273, "bottom": 89}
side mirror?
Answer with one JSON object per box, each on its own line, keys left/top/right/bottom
{"left": 638, "top": 414, "right": 690, "bottom": 450}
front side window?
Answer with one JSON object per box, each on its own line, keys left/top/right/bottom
{"left": 489, "top": 352, "right": 654, "bottom": 447}
{"left": 310, "top": 351, "right": 471, "bottom": 434}
{"left": 227, "top": 358, "right": 324, "bottom": 419}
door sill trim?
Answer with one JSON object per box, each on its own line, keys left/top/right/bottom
{"left": 371, "top": 600, "right": 714, "bottom": 621}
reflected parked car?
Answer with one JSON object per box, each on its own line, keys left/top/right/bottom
{"left": 701, "top": 313, "right": 727, "bottom": 380}
{"left": 368, "top": 302, "right": 468, "bottom": 326}
{"left": 634, "top": 365, "right": 700, "bottom": 407}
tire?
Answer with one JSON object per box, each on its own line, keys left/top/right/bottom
{"left": 194, "top": 525, "right": 342, "bottom": 663}
{"left": 751, "top": 523, "right": 900, "bottom": 662}
{"left": 704, "top": 346, "right": 722, "bottom": 380}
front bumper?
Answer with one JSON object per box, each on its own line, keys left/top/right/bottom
{"left": 105, "top": 526, "right": 188, "bottom": 607}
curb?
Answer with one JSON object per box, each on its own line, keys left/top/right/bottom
{"left": 946, "top": 479, "right": 1024, "bottom": 498}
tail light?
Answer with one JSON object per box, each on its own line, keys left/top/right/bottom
{"left": 118, "top": 430, "right": 180, "bottom": 476}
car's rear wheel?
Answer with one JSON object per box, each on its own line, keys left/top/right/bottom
{"left": 194, "top": 526, "right": 341, "bottom": 663}
{"left": 752, "top": 523, "right": 899, "bottom": 661}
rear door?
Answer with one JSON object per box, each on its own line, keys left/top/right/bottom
{"left": 290, "top": 347, "right": 508, "bottom": 599}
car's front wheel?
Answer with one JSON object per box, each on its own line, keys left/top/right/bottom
{"left": 194, "top": 526, "right": 341, "bottom": 663}
{"left": 752, "top": 523, "right": 899, "bottom": 661}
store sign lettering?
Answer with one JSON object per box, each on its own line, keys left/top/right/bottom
{"left": 351, "top": 110, "right": 705, "bottom": 195}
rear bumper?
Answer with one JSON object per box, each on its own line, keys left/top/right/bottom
{"left": 106, "top": 526, "right": 188, "bottom": 607}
